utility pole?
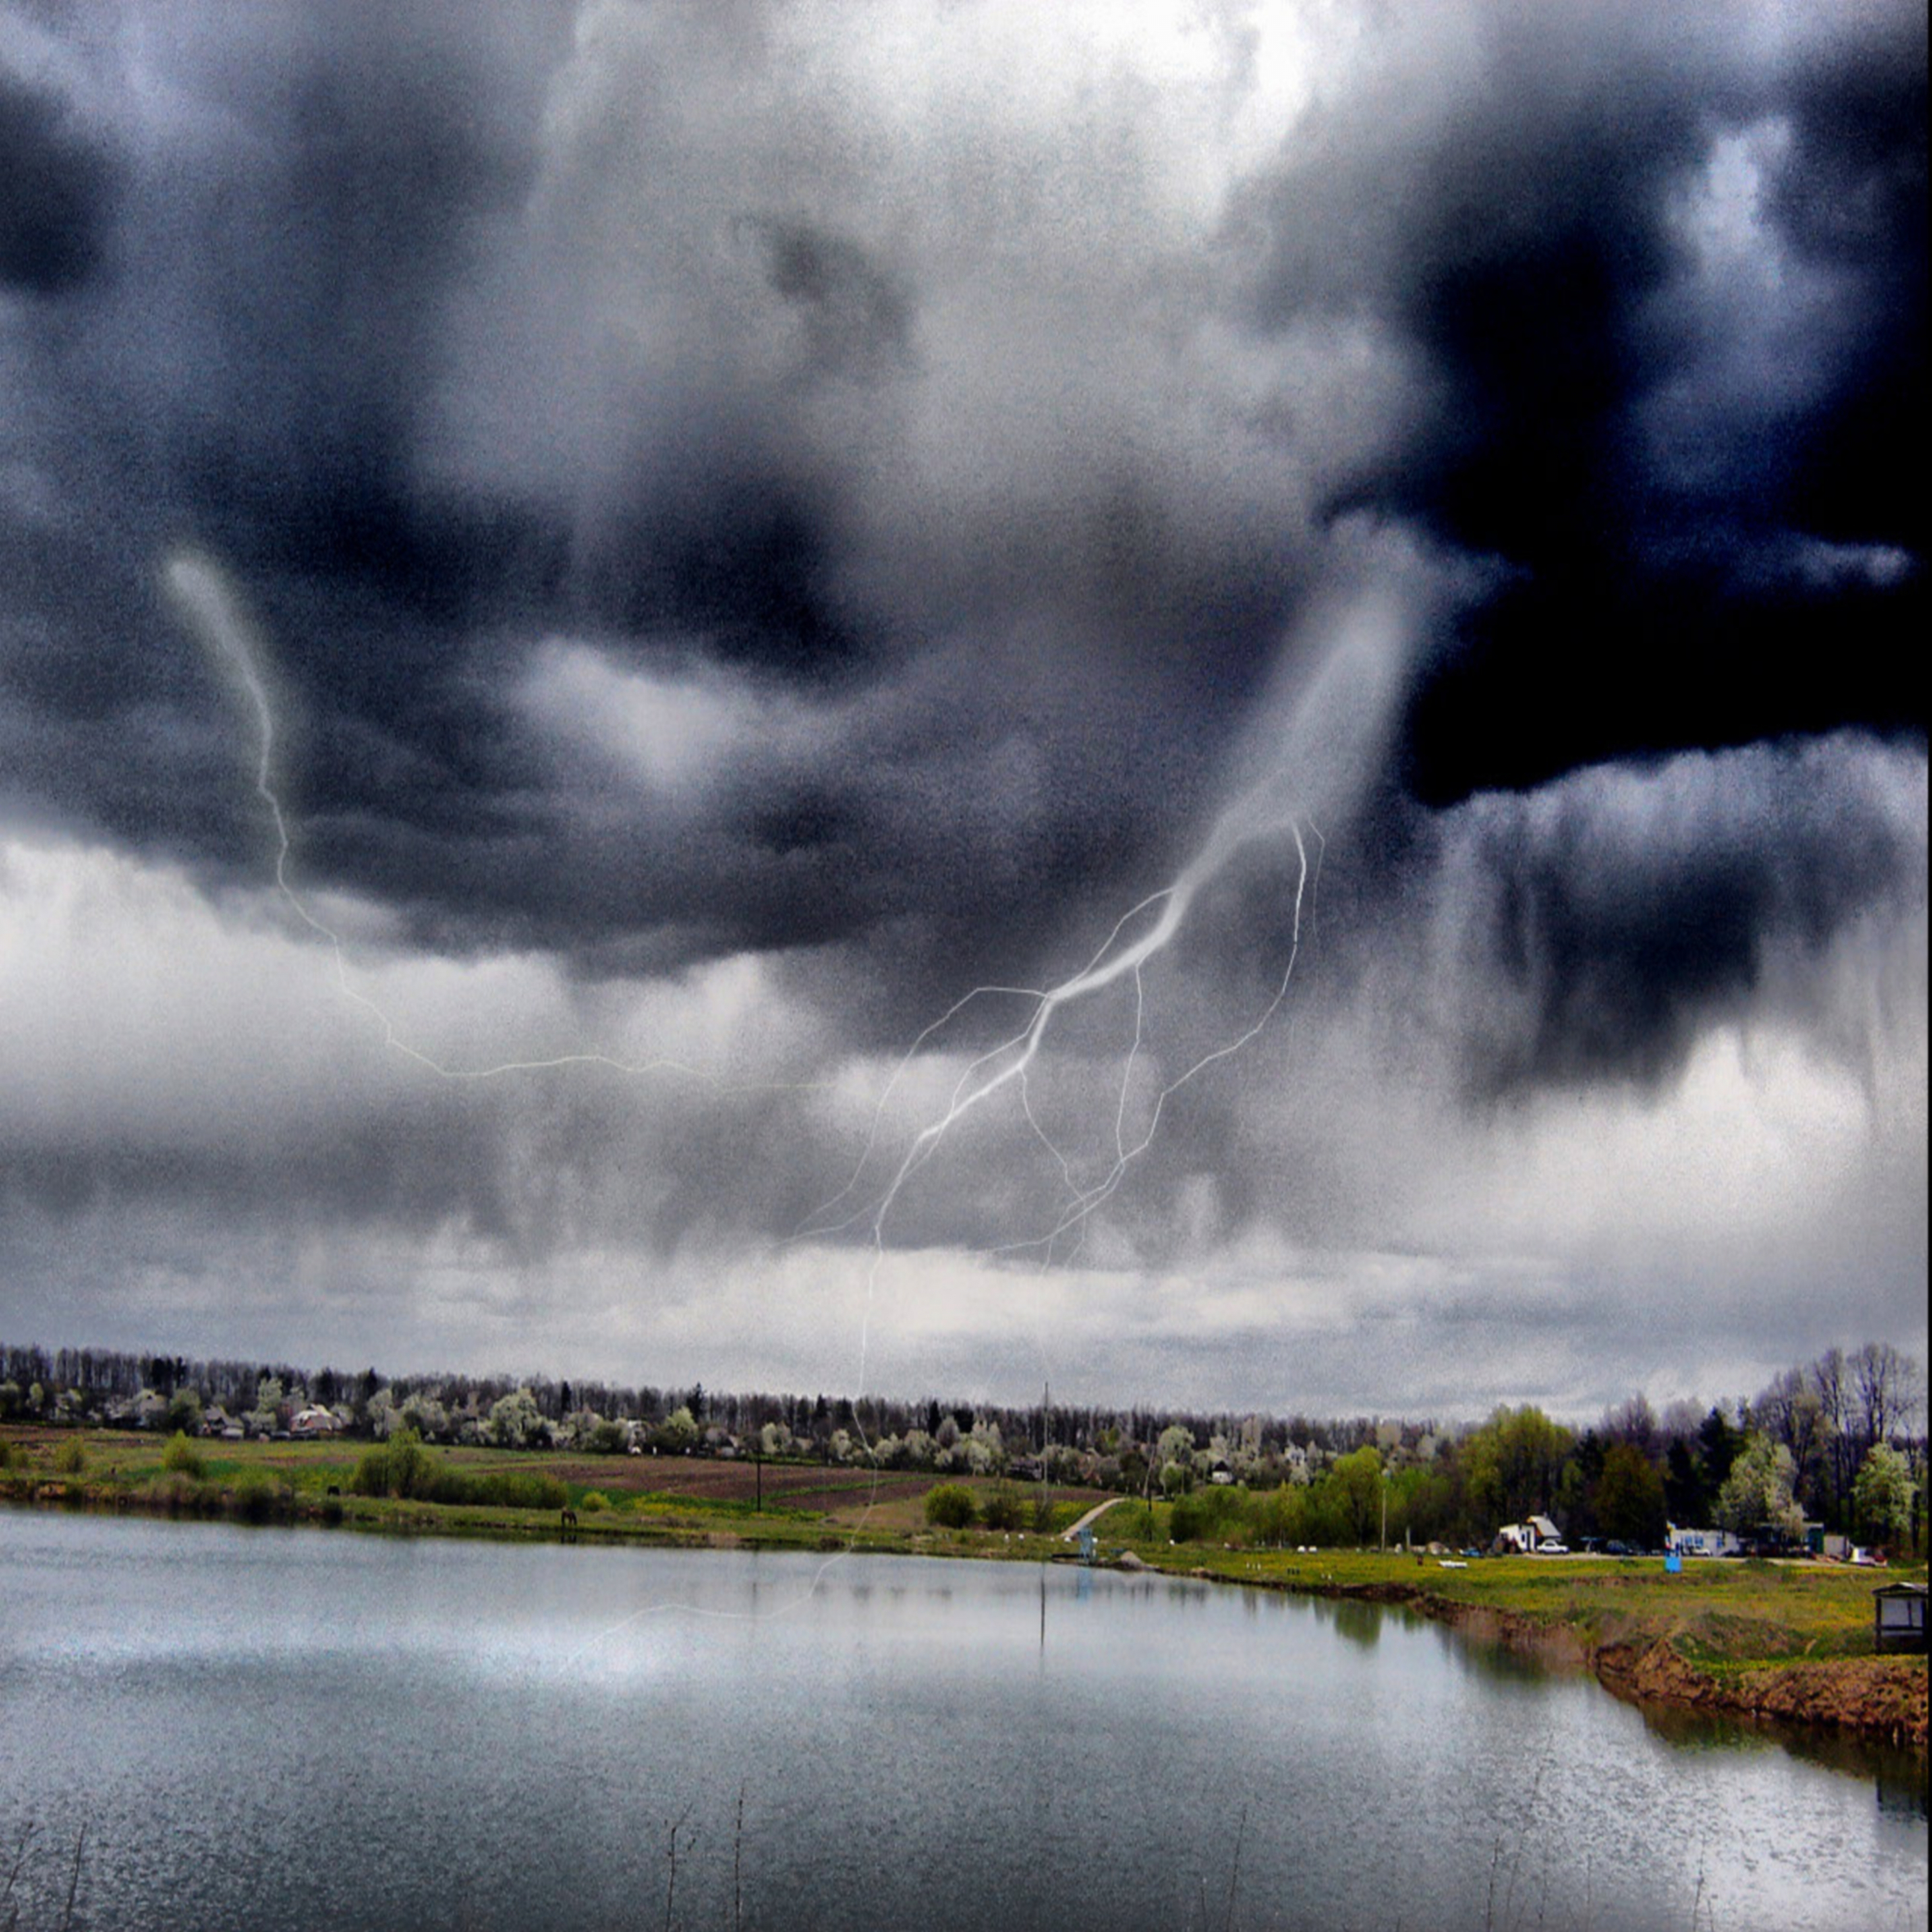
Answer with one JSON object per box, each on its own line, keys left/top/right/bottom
{"left": 1041, "top": 1380, "right": 1051, "bottom": 1533}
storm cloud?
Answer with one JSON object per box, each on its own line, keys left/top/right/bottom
{"left": 0, "top": 1, "right": 1922, "bottom": 1416}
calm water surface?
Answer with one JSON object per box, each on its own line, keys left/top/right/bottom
{"left": 1, "top": 1513, "right": 1924, "bottom": 1931}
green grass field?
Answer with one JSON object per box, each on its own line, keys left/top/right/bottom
{"left": 1125, "top": 1539, "right": 1921, "bottom": 1669}
{"left": 0, "top": 1425, "right": 1102, "bottom": 1553}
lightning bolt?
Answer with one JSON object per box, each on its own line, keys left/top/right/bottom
{"left": 167, "top": 542, "right": 887, "bottom": 1634}
{"left": 170, "top": 537, "right": 1409, "bottom": 1617}
{"left": 801, "top": 571, "right": 1414, "bottom": 1422}
{"left": 164, "top": 549, "right": 814, "bottom": 1099}
{"left": 799, "top": 789, "right": 1322, "bottom": 1416}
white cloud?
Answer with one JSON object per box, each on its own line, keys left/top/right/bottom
{"left": 520, "top": 639, "right": 799, "bottom": 804}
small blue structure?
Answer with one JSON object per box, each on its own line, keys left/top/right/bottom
{"left": 1077, "top": 1526, "right": 1096, "bottom": 1564}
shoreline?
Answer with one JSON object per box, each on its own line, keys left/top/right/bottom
{"left": 1285, "top": 1571, "right": 1929, "bottom": 1756}
{"left": 8, "top": 1479, "right": 1927, "bottom": 1759}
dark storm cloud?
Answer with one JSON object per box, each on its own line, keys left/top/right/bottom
{"left": 6, "top": 1, "right": 1309, "bottom": 978}
{"left": 561, "top": 214, "right": 916, "bottom": 672}
{"left": 0, "top": 1119, "right": 482, "bottom": 1237}
{"left": 1767, "top": 16, "right": 1927, "bottom": 553}
{"left": 0, "top": 1072, "right": 822, "bottom": 1266}
{"left": 0, "top": 69, "right": 118, "bottom": 294}
{"left": 1423, "top": 735, "right": 1926, "bottom": 1099}
{"left": 0, "top": 0, "right": 1916, "bottom": 1416}
{"left": 0, "top": 4, "right": 567, "bottom": 862}
{"left": 1233, "top": 3, "right": 1925, "bottom": 802}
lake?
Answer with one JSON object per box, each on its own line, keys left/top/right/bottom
{"left": 1, "top": 1512, "right": 1924, "bottom": 1930}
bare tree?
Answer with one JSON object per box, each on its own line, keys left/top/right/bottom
{"left": 1602, "top": 1392, "right": 1659, "bottom": 1459}
{"left": 1752, "top": 1366, "right": 1831, "bottom": 1505}
{"left": 1811, "top": 1347, "right": 1855, "bottom": 1519}
{"left": 1853, "top": 1342, "right": 1924, "bottom": 1454}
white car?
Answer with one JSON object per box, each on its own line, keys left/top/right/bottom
{"left": 1536, "top": 1538, "right": 1569, "bottom": 1555}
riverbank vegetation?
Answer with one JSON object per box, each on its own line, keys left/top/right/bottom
{"left": 0, "top": 1422, "right": 1103, "bottom": 1556}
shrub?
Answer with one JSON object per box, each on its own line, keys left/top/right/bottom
{"left": 494, "top": 1471, "right": 567, "bottom": 1511}
{"left": 925, "top": 1482, "right": 976, "bottom": 1529}
{"left": 341, "top": 1435, "right": 574, "bottom": 1513}
{"left": 1254, "top": 1484, "right": 1305, "bottom": 1548}
{"left": 413, "top": 1465, "right": 567, "bottom": 1511}
{"left": 352, "top": 1428, "right": 439, "bottom": 1501}
{"left": 160, "top": 1432, "right": 205, "bottom": 1481}
{"left": 580, "top": 1490, "right": 611, "bottom": 1512}
{"left": 385, "top": 1426, "right": 429, "bottom": 1498}
{"left": 412, "top": 1463, "right": 466, "bottom": 1505}
{"left": 156, "top": 1470, "right": 220, "bottom": 1517}
{"left": 232, "top": 1472, "right": 281, "bottom": 1524}
{"left": 1169, "top": 1496, "right": 1208, "bottom": 1543}
{"left": 55, "top": 1437, "right": 88, "bottom": 1475}
{"left": 350, "top": 1444, "right": 395, "bottom": 1497}
{"left": 980, "top": 1486, "right": 1025, "bottom": 1532}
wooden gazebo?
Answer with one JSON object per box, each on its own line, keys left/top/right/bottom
{"left": 1873, "top": 1581, "right": 1927, "bottom": 1654}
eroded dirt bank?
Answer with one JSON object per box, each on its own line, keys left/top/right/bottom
{"left": 1593, "top": 1637, "right": 1928, "bottom": 1750}
{"left": 1288, "top": 1575, "right": 1928, "bottom": 1752}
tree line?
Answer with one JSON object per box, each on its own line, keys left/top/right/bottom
{"left": 1, "top": 1336, "right": 1921, "bottom": 1550}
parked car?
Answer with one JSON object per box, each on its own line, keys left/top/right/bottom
{"left": 1536, "top": 1539, "right": 1569, "bottom": 1555}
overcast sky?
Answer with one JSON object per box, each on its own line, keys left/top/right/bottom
{"left": 1, "top": 0, "right": 1923, "bottom": 1423}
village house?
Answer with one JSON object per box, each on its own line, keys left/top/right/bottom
{"left": 1667, "top": 1523, "right": 1744, "bottom": 1558}
{"left": 1494, "top": 1515, "right": 1562, "bottom": 1554}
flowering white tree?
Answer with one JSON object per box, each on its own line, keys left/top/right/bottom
{"left": 964, "top": 1420, "right": 1004, "bottom": 1476}
{"left": 402, "top": 1391, "right": 451, "bottom": 1441}
{"left": 1715, "top": 1433, "right": 1803, "bottom": 1542}
{"left": 1155, "top": 1424, "right": 1195, "bottom": 1490}
{"left": 1853, "top": 1443, "right": 1917, "bottom": 1548}
{"left": 485, "top": 1386, "right": 546, "bottom": 1449}
{"left": 251, "top": 1376, "right": 285, "bottom": 1434}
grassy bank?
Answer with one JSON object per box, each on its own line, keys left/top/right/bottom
{"left": 6, "top": 1427, "right": 1923, "bottom": 1747}
{"left": 1092, "top": 1509, "right": 1927, "bottom": 1748}
{"left": 1125, "top": 1535, "right": 1905, "bottom": 1667}
{"left": 0, "top": 1425, "right": 1099, "bottom": 1556}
